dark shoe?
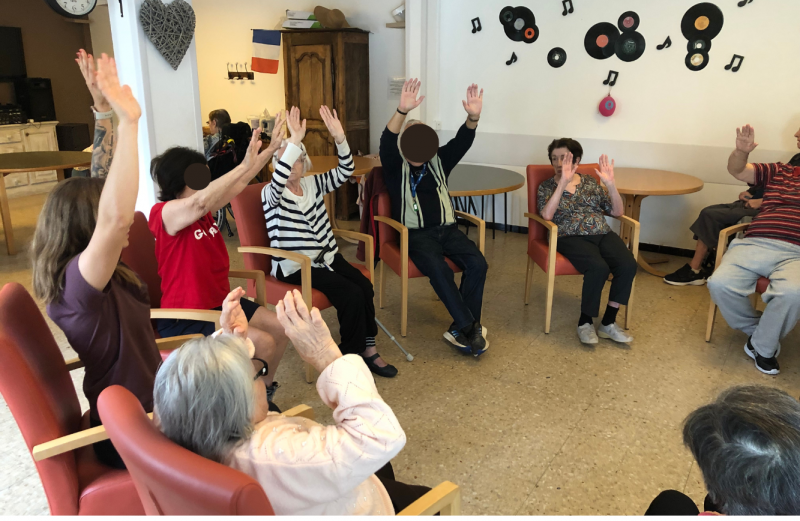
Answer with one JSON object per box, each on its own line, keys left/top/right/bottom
{"left": 663, "top": 263, "right": 707, "bottom": 286}
{"left": 744, "top": 337, "right": 779, "bottom": 375}
{"left": 268, "top": 401, "right": 282, "bottom": 413}
{"left": 266, "top": 381, "right": 280, "bottom": 402}
{"left": 466, "top": 322, "right": 489, "bottom": 357}
{"left": 362, "top": 353, "right": 398, "bottom": 378}
{"left": 443, "top": 322, "right": 469, "bottom": 353}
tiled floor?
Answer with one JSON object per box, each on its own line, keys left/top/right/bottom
{"left": 1, "top": 191, "right": 799, "bottom": 515}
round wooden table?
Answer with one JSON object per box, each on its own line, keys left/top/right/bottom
{"left": 305, "top": 155, "right": 381, "bottom": 229}
{"left": 0, "top": 151, "right": 92, "bottom": 255}
{"left": 448, "top": 165, "right": 525, "bottom": 238}
{"left": 613, "top": 168, "right": 705, "bottom": 277}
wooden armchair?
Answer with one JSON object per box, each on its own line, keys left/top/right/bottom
{"left": 374, "top": 192, "right": 485, "bottom": 337}
{"left": 705, "top": 222, "right": 770, "bottom": 342}
{"left": 524, "top": 165, "right": 640, "bottom": 333}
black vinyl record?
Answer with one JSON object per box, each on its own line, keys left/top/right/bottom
{"left": 547, "top": 47, "right": 567, "bottom": 68}
{"left": 686, "top": 37, "right": 712, "bottom": 53}
{"left": 584, "top": 22, "right": 620, "bottom": 60}
{"left": 499, "top": 6, "right": 540, "bottom": 43}
{"left": 686, "top": 50, "right": 710, "bottom": 71}
{"left": 681, "top": 3, "right": 724, "bottom": 40}
{"left": 618, "top": 11, "right": 640, "bottom": 32}
{"left": 615, "top": 31, "right": 646, "bottom": 62}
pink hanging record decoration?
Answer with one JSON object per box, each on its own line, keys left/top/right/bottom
{"left": 599, "top": 95, "right": 617, "bottom": 117}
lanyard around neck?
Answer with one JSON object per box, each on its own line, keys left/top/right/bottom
{"left": 410, "top": 163, "right": 427, "bottom": 214}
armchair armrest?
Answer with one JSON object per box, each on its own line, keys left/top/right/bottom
{"left": 63, "top": 334, "right": 204, "bottom": 372}
{"left": 333, "top": 229, "right": 375, "bottom": 283}
{"left": 454, "top": 211, "right": 486, "bottom": 254}
{"left": 397, "top": 481, "right": 461, "bottom": 516}
{"left": 715, "top": 222, "right": 751, "bottom": 268}
{"left": 150, "top": 309, "right": 221, "bottom": 330}
{"left": 608, "top": 214, "right": 641, "bottom": 257}
{"left": 32, "top": 413, "right": 154, "bottom": 462}
{"left": 524, "top": 212, "right": 559, "bottom": 273}
{"left": 239, "top": 246, "right": 312, "bottom": 309}
{"left": 282, "top": 404, "right": 315, "bottom": 420}
{"left": 228, "top": 269, "right": 266, "bottom": 306}
{"left": 374, "top": 215, "right": 409, "bottom": 264}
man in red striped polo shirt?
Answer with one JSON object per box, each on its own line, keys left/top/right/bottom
{"left": 708, "top": 125, "right": 800, "bottom": 375}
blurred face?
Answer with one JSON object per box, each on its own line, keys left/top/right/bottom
{"left": 405, "top": 121, "right": 425, "bottom": 167}
{"left": 550, "top": 147, "right": 580, "bottom": 177}
{"left": 277, "top": 145, "right": 306, "bottom": 179}
{"left": 794, "top": 127, "right": 800, "bottom": 149}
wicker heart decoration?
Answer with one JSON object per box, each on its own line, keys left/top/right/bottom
{"left": 140, "top": 0, "right": 196, "bottom": 71}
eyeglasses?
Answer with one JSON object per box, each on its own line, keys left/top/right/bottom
{"left": 252, "top": 357, "right": 269, "bottom": 381}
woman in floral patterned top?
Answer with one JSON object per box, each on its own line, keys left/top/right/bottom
{"left": 536, "top": 138, "right": 637, "bottom": 345}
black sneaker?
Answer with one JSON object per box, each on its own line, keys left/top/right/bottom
{"left": 443, "top": 322, "right": 471, "bottom": 355}
{"left": 744, "top": 337, "right": 779, "bottom": 375}
{"left": 663, "top": 263, "right": 707, "bottom": 286}
{"left": 467, "top": 323, "right": 489, "bottom": 357}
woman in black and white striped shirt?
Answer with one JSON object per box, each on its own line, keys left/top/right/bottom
{"left": 262, "top": 106, "right": 397, "bottom": 378}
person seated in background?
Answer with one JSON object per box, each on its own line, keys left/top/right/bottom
{"left": 265, "top": 106, "right": 397, "bottom": 378}
{"left": 31, "top": 54, "right": 160, "bottom": 469}
{"left": 707, "top": 125, "right": 800, "bottom": 375}
{"left": 663, "top": 186, "right": 764, "bottom": 286}
{"left": 380, "top": 78, "right": 489, "bottom": 357}
{"left": 537, "top": 139, "right": 637, "bottom": 345}
{"left": 154, "top": 289, "right": 431, "bottom": 515}
{"left": 646, "top": 385, "right": 800, "bottom": 515}
{"left": 148, "top": 124, "right": 288, "bottom": 404}
{"left": 204, "top": 109, "right": 231, "bottom": 160}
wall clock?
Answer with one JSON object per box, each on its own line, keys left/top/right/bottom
{"left": 44, "top": 0, "right": 98, "bottom": 18}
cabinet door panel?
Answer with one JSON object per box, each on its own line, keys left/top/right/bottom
{"left": 23, "top": 129, "right": 58, "bottom": 183}
{"left": 0, "top": 142, "right": 27, "bottom": 188}
{"left": 290, "top": 44, "right": 333, "bottom": 121}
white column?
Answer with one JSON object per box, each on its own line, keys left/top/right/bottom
{"left": 405, "top": 0, "right": 441, "bottom": 127}
{"left": 107, "top": 0, "right": 203, "bottom": 215}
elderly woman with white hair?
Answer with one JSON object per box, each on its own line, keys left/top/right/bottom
{"left": 263, "top": 106, "right": 397, "bottom": 378}
{"left": 154, "top": 289, "right": 430, "bottom": 515}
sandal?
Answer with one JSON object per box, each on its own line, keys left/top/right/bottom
{"left": 362, "top": 353, "right": 398, "bottom": 378}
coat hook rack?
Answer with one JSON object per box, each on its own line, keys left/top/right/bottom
{"left": 243, "top": 62, "right": 255, "bottom": 80}
{"left": 226, "top": 62, "right": 239, "bottom": 80}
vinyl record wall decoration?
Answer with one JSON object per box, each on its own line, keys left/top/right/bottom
{"left": 499, "top": 6, "right": 540, "bottom": 44}
{"left": 585, "top": 11, "right": 645, "bottom": 62}
{"left": 681, "top": 3, "right": 724, "bottom": 71}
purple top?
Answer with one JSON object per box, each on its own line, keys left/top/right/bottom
{"left": 47, "top": 255, "right": 161, "bottom": 421}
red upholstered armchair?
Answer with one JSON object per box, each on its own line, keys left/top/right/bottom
{"left": 230, "top": 182, "right": 374, "bottom": 382}
{"left": 0, "top": 283, "right": 144, "bottom": 515}
{"left": 374, "top": 190, "right": 485, "bottom": 337}
{"left": 524, "top": 164, "right": 640, "bottom": 333}
{"left": 705, "top": 222, "right": 770, "bottom": 341}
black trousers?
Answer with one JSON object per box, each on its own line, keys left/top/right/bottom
{"left": 91, "top": 416, "right": 126, "bottom": 469}
{"left": 556, "top": 232, "right": 637, "bottom": 317}
{"left": 278, "top": 253, "right": 377, "bottom": 355}
{"left": 690, "top": 200, "right": 759, "bottom": 249}
{"left": 407, "top": 224, "right": 488, "bottom": 331}
{"left": 645, "top": 490, "right": 720, "bottom": 515}
{"left": 375, "top": 462, "right": 431, "bottom": 514}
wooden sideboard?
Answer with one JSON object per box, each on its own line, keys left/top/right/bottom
{"left": 0, "top": 122, "right": 59, "bottom": 190}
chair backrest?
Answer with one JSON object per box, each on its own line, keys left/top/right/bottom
{"left": 231, "top": 183, "right": 272, "bottom": 298}
{"left": 98, "top": 385, "right": 274, "bottom": 516}
{"left": 525, "top": 163, "right": 600, "bottom": 241}
{"left": 375, "top": 191, "right": 400, "bottom": 247}
{"left": 120, "top": 211, "right": 163, "bottom": 308}
{"left": 0, "top": 283, "right": 83, "bottom": 515}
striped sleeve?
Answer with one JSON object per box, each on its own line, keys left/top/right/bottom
{"left": 263, "top": 144, "right": 303, "bottom": 208}
{"left": 314, "top": 140, "right": 354, "bottom": 196}
{"left": 752, "top": 163, "right": 784, "bottom": 189}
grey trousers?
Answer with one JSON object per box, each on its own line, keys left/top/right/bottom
{"left": 708, "top": 237, "right": 800, "bottom": 357}
{"left": 690, "top": 200, "right": 758, "bottom": 249}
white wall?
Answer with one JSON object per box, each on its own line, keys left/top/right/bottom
{"left": 419, "top": 0, "right": 800, "bottom": 249}
{"left": 193, "top": 0, "right": 405, "bottom": 152}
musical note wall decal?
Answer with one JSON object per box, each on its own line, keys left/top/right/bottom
{"left": 656, "top": 36, "right": 672, "bottom": 50}
{"left": 506, "top": 52, "right": 518, "bottom": 66}
{"left": 603, "top": 70, "right": 618, "bottom": 87}
{"left": 737, "top": 0, "right": 753, "bottom": 6}
{"left": 725, "top": 54, "right": 744, "bottom": 72}
{"left": 562, "top": 0, "right": 574, "bottom": 16}
{"left": 471, "top": 17, "right": 482, "bottom": 33}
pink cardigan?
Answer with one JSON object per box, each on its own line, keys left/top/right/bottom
{"left": 226, "top": 354, "right": 406, "bottom": 515}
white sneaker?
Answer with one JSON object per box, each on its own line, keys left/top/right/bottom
{"left": 577, "top": 323, "right": 599, "bottom": 344}
{"left": 597, "top": 322, "right": 634, "bottom": 343}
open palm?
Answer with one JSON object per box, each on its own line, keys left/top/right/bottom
{"left": 399, "top": 78, "right": 424, "bottom": 113}
{"left": 95, "top": 54, "right": 140, "bottom": 123}
{"left": 736, "top": 124, "right": 758, "bottom": 153}
{"left": 595, "top": 154, "right": 615, "bottom": 185}
{"left": 462, "top": 83, "right": 483, "bottom": 117}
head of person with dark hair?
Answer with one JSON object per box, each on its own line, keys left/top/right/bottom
{"left": 207, "top": 109, "right": 231, "bottom": 135}
{"left": 150, "top": 146, "right": 207, "bottom": 202}
{"left": 547, "top": 138, "right": 584, "bottom": 180}
{"left": 684, "top": 385, "right": 800, "bottom": 515}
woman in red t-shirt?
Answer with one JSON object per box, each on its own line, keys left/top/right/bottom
{"left": 148, "top": 117, "right": 288, "bottom": 403}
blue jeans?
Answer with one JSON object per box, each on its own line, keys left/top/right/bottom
{"left": 407, "top": 224, "right": 488, "bottom": 331}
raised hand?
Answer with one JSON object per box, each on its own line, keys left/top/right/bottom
{"left": 399, "top": 78, "right": 425, "bottom": 113}
{"left": 736, "top": 124, "right": 758, "bottom": 154}
{"left": 94, "top": 54, "right": 140, "bottom": 123}
{"left": 220, "top": 287, "right": 248, "bottom": 339}
{"left": 262, "top": 110, "right": 286, "bottom": 157}
{"left": 595, "top": 154, "right": 616, "bottom": 186}
{"left": 559, "top": 151, "right": 577, "bottom": 184}
{"left": 76, "top": 49, "right": 110, "bottom": 112}
{"left": 276, "top": 290, "right": 341, "bottom": 372}
{"left": 319, "top": 105, "right": 345, "bottom": 144}
{"left": 286, "top": 106, "right": 306, "bottom": 146}
{"left": 462, "top": 83, "right": 484, "bottom": 117}
{"left": 239, "top": 128, "right": 263, "bottom": 173}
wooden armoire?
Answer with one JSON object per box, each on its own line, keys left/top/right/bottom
{"left": 282, "top": 29, "right": 370, "bottom": 220}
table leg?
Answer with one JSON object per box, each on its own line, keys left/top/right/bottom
{"left": 0, "top": 178, "right": 16, "bottom": 255}
{"left": 626, "top": 194, "right": 668, "bottom": 277}
{"left": 56, "top": 169, "right": 65, "bottom": 182}
{"left": 492, "top": 194, "right": 496, "bottom": 239}
{"left": 504, "top": 193, "right": 508, "bottom": 233}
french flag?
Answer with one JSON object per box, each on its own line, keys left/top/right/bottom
{"left": 252, "top": 30, "right": 281, "bottom": 74}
